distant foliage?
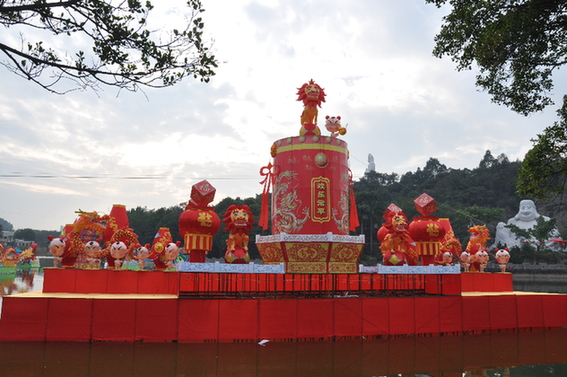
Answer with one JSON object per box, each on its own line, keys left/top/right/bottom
{"left": 354, "top": 151, "right": 525, "bottom": 258}
{"left": 127, "top": 204, "right": 185, "bottom": 246}
{"left": 126, "top": 195, "right": 268, "bottom": 259}
{"left": 13, "top": 228, "right": 36, "bottom": 241}
{"left": 0, "top": 217, "right": 13, "bottom": 231}
{"left": 8, "top": 151, "right": 565, "bottom": 264}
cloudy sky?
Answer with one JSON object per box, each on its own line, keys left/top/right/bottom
{"left": 1, "top": 0, "right": 564, "bottom": 231}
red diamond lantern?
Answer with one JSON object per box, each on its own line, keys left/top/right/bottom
{"left": 414, "top": 193, "right": 437, "bottom": 216}
{"left": 383, "top": 203, "right": 403, "bottom": 219}
{"left": 189, "top": 180, "right": 216, "bottom": 208}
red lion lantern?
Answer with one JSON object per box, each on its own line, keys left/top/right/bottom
{"left": 222, "top": 204, "right": 255, "bottom": 264}
{"left": 296, "top": 79, "right": 326, "bottom": 136}
{"left": 379, "top": 209, "right": 418, "bottom": 266}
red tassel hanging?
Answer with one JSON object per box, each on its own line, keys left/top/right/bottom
{"left": 349, "top": 180, "right": 360, "bottom": 231}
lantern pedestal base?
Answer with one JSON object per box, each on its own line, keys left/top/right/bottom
{"left": 256, "top": 233, "right": 365, "bottom": 274}
{"left": 189, "top": 250, "right": 207, "bottom": 263}
{"left": 2, "top": 269, "right": 567, "bottom": 343}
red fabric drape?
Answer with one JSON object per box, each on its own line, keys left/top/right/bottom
{"left": 46, "top": 298, "right": 92, "bottom": 341}
{"left": 349, "top": 181, "right": 360, "bottom": 231}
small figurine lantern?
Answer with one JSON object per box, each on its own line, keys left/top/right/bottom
{"left": 133, "top": 244, "right": 151, "bottom": 270}
{"left": 103, "top": 205, "right": 131, "bottom": 269}
{"left": 164, "top": 241, "right": 181, "bottom": 270}
{"left": 150, "top": 227, "right": 173, "bottom": 271}
{"left": 441, "top": 251, "right": 454, "bottom": 266}
{"left": 84, "top": 239, "right": 102, "bottom": 266}
{"left": 475, "top": 250, "right": 489, "bottom": 273}
{"left": 109, "top": 241, "right": 129, "bottom": 269}
{"left": 408, "top": 193, "right": 446, "bottom": 266}
{"left": 494, "top": 248, "right": 510, "bottom": 272}
{"left": 460, "top": 251, "right": 471, "bottom": 272}
{"left": 48, "top": 236, "right": 67, "bottom": 268}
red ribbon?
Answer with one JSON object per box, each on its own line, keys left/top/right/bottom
{"left": 348, "top": 170, "right": 360, "bottom": 231}
{"left": 258, "top": 163, "right": 278, "bottom": 230}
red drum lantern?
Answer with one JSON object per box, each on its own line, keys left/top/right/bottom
{"left": 269, "top": 135, "right": 351, "bottom": 235}
{"left": 178, "top": 180, "right": 221, "bottom": 263}
{"left": 408, "top": 194, "right": 446, "bottom": 266}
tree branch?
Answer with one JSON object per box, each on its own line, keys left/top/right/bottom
{"left": 0, "top": 0, "right": 81, "bottom": 13}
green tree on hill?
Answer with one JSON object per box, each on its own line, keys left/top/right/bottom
{"left": 14, "top": 228, "right": 36, "bottom": 241}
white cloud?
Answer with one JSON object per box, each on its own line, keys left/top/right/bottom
{"left": 0, "top": 0, "right": 564, "bottom": 230}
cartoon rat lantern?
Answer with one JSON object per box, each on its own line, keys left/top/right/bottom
{"left": 223, "top": 204, "right": 255, "bottom": 264}
{"left": 325, "top": 116, "right": 347, "bottom": 137}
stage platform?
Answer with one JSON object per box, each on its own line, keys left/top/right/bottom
{"left": 0, "top": 269, "right": 564, "bottom": 342}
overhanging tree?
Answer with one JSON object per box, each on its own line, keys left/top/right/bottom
{"left": 518, "top": 97, "right": 567, "bottom": 200}
{"left": 0, "top": 0, "right": 217, "bottom": 94}
{"left": 426, "top": 0, "right": 567, "bottom": 200}
{"left": 426, "top": 0, "right": 567, "bottom": 115}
